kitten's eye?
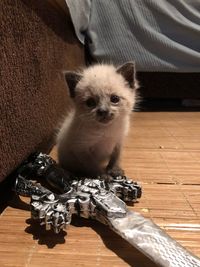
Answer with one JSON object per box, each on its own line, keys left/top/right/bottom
{"left": 86, "top": 97, "right": 96, "bottom": 108}
{"left": 110, "top": 94, "right": 120, "bottom": 104}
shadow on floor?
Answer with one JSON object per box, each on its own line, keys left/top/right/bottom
{"left": 25, "top": 218, "right": 67, "bottom": 248}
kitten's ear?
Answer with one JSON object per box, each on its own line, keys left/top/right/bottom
{"left": 117, "top": 62, "right": 136, "bottom": 89}
{"left": 63, "top": 71, "right": 82, "bottom": 98}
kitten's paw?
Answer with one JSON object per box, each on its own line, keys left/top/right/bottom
{"left": 100, "top": 173, "right": 113, "bottom": 183}
{"left": 106, "top": 166, "right": 125, "bottom": 178}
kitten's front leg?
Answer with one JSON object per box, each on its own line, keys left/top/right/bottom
{"left": 106, "top": 144, "right": 125, "bottom": 178}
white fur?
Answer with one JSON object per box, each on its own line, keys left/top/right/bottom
{"left": 57, "top": 64, "right": 137, "bottom": 176}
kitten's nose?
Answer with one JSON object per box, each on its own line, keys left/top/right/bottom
{"left": 97, "top": 108, "right": 109, "bottom": 117}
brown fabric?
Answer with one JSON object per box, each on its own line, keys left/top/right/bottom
{"left": 0, "top": 0, "right": 85, "bottom": 182}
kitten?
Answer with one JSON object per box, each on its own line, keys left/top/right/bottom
{"left": 57, "top": 62, "right": 138, "bottom": 178}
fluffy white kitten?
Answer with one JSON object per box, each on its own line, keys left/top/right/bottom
{"left": 57, "top": 62, "right": 138, "bottom": 177}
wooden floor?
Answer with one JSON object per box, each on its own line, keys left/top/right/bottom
{"left": 0, "top": 112, "right": 200, "bottom": 267}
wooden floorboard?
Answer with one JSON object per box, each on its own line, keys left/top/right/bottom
{"left": 0, "top": 112, "right": 200, "bottom": 266}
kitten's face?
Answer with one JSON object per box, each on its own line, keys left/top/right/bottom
{"left": 76, "top": 91, "right": 126, "bottom": 124}
{"left": 65, "top": 63, "right": 138, "bottom": 125}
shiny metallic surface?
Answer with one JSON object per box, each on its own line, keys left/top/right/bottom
{"left": 109, "top": 210, "right": 200, "bottom": 267}
{"left": 15, "top": 175, "right": 51, "bottom": 197}
{"left": 13, "top": 152, "right": 200, "bottom": 267}
{"left": 106, "top": 175, "right": 142, "bottom": 201}
{"left": 30, "top": 187, "right": 71, "bottom": 233}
